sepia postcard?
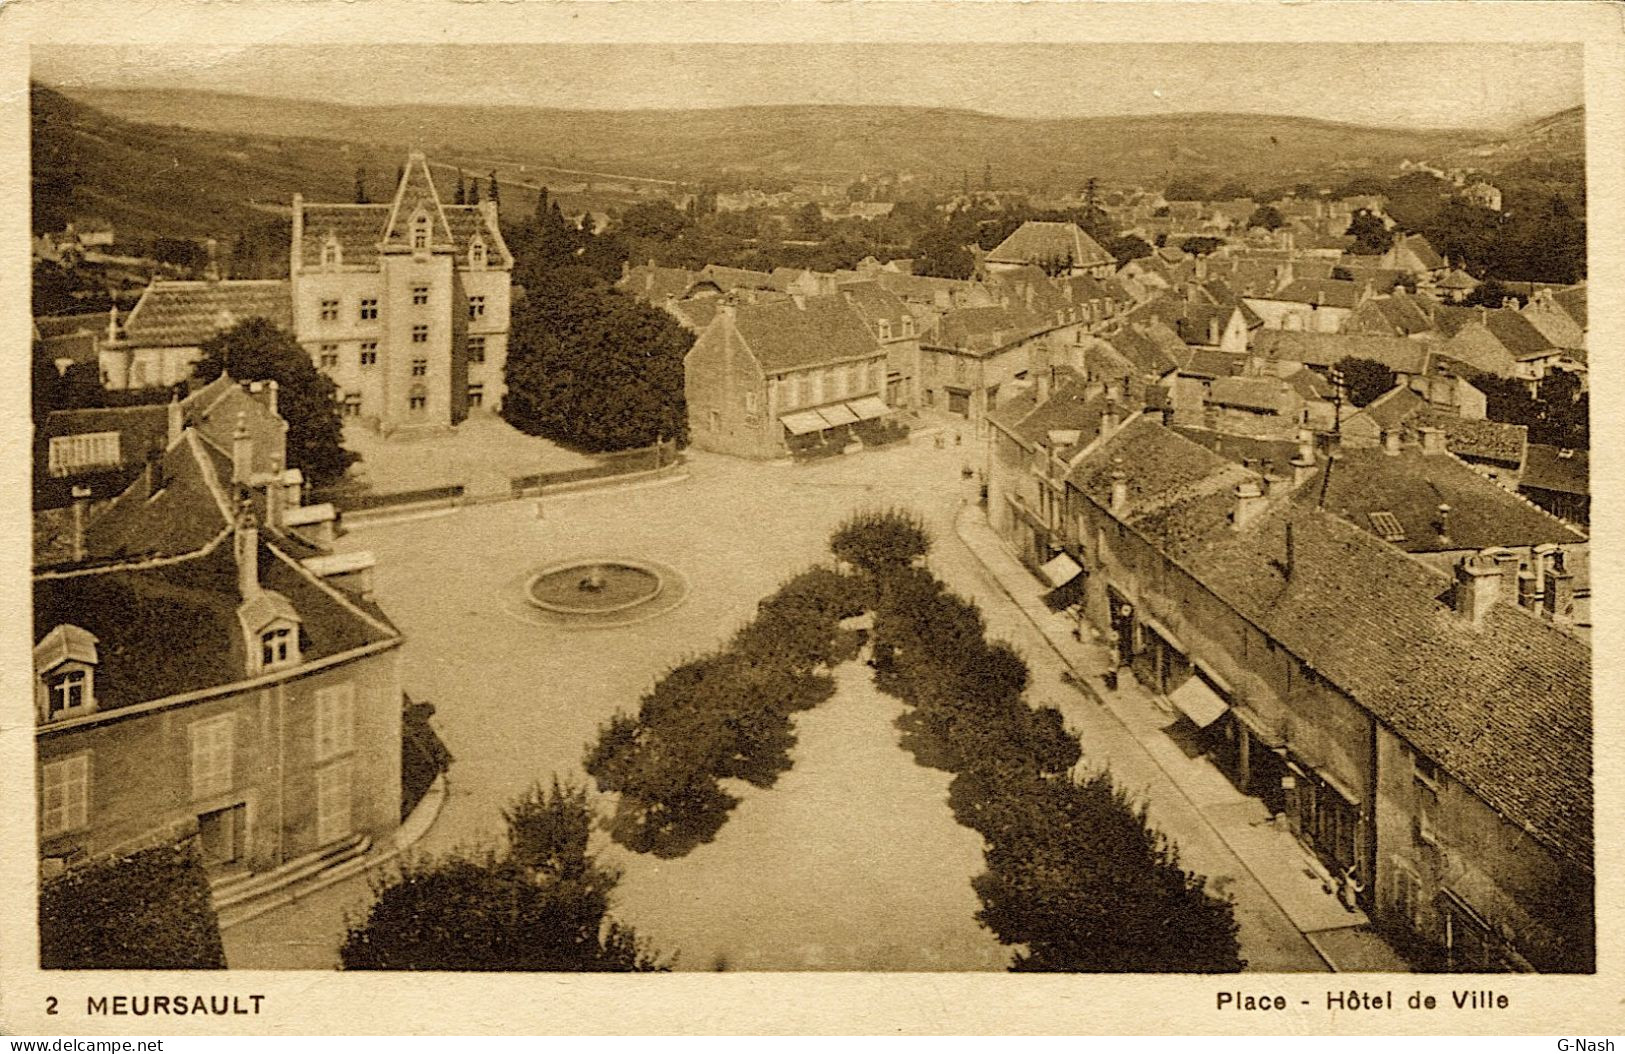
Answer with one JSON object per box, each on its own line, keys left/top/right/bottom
{"left": 0, "top": 0, "right": 1621, "bottom": 1036}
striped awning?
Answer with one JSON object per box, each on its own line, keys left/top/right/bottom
{"left": 816, "top": 403, "right": 859, "bottom": 427}
{"left": 781, "top": 411, "right": 828, "bottom": 436}
{"left": 846, "top": 396, "right": 891, "bottom": 421}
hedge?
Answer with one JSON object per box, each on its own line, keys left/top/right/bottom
{"left": 40, "top": 841, "right": 227, "bottom": 970}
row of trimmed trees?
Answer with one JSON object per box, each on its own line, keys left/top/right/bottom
{"left": 846, "top": 510, "right": 1245, "bottom": 972}
{"left": 584, "top": 567, "right": 868, "bottom": 857}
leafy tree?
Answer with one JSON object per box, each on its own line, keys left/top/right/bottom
{"left": 454, "top": 172, "right": 466, "bottom": 206}
{"left": 1335, "top": 356, "right": 1398, "bottom": 408}
{"left": 341, "top": 780, "right": 665, "bottom": 971}
{"left": 502, "top": 275, "right": 692, "bottom": 452}
{"left": 617, "top": 200, "right": 691, "bottom": 242}
{"left": 913, "top": 225, "right": 976, "bottom": 280}
{"left": 40, "top": 842, "right": 227, "bottom": 969}
{"left": 1162, "top": 178, "right": 1210, "bottom": 202}
{"left": 1245, "top": 205, "right": 1285, "bottom": 231}
{"left": 1461, "top": 278, "right": 1525, "bottom": 309}
{"left": 354, "top": 167, "right": 370, "bottom": 205}
{"left": 793, "top": 202, "right": 825, "bottom": 239}
{"left": 1037, "top": 251, "right": 1074, "bottom": 278}
{"left": 1214, "top": 181, "right": 1251, "bottom": 201}
{"left": 1345, "top": 209, "right": 1394, "bottom": 256}
{"left": 194, "top": 317, "right": 357, "bottom": 485}
{"left": 830, "top": 508, "right": 932, "bottom": 577}
{"left": 1104, "top": 235, "right": 1153, "bottom": 266}
{"left": 1178, "top": 236, "right": 1223, "bottom": 257}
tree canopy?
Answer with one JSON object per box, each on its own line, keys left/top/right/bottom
{"left": 194, "top": 317, "right": 357, "bottom": 486}
{"left": 1345, "top": 209, "right": 1395, "bottom": 256}
{"left": 1246, "top": 205, "right": 1285, "bottom": 232}
{"left": 1334, "top": 356, "right": 1398, "bottom": 408}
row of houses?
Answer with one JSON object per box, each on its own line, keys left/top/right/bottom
{"left": 984, "top": 367, "right": 1591, "bottom": 971}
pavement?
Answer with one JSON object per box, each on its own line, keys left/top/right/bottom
{"left": 951, "top": 504, "right": 1412, "bottom": 972}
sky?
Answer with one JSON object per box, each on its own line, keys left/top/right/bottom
{"left": 33, "top": 43, "right": 1583, "bottom": 130}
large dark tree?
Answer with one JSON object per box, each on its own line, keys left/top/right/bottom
{"left": 1335, "top": 356, "right": 1398, "bottom": 408}
{"left": 40, "top": 842, "right": 226, "bottom": 969}
{"left": 1246, "top": 205, "right": 1285, "bottom": 231}
{"left": 340, "top": 780, "right": 664, "bottom": 972}
{"left": 1345, "top": 209, "right": 1395, "bottom": 256}
{"left": 1104, "top": 235, "right": 1154, "bottom": 266}
{"left": 194, "top": 317, "right": 357, "bottom": 485}
{"left": 502, "top": 276, "right": 691, "bottom": 452}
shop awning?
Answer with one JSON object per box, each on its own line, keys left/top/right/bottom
{"left": 1038, "top": 552, "right": 1083, "bottom": 588}
{"left": 816, "top": 403, "right": 859, "bottom": 427}
{"left": 846, "top": 396, "right": 891, "bottom": 420}
{"left": 1169, "top": 675, "right": 1230, "bottom": 729}
{"left": 780, "top": 411, "right": 828, "bottom": 436}
{"left": 1139, "top": 612, "right": 1185, "bottom": 653}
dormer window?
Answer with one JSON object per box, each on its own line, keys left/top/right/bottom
{"left": 321, "top": 235, "right": 342, "bottom": 269}
{"left": 469, "top": 237, "right": 487, "bottom": 269}
{"left": 878, "top": 319, "right": 892, "bottom": 342}
{"left": 901, "top": 316, "right": 915, "bottom": 338}
{"left": 410, "top": 209, "right": 431, "bottom": 252}
{"left": 34, "top": 625, "right": 99, "bottom": 723}
{"left": 261, "top": 626, "right": 293, "bottom": 668}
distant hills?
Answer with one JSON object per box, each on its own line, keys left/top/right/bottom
{"left": 35, "top": 82, "right": 1585, "bottom": 245}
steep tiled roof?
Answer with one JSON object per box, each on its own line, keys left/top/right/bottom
{"left": 837, "top": 281, "right": 914, "bottom": 333}
{"left": 1174, "top": 427, "right": 1303, "bottom": 475}
{"left": 1355, "top": 385, "right": 1429, "bottom": 432}
{"left": 924, "top": 303, "right": 1054, "bottom": 355}
{"left": 1209, "top": 376, "right": 1301, "bottom": 415}
{"left": 121, "top": 280, "right": 291, "bottom": 348}
{"left": 1069, "top": 417, "right": 1256, "bottom": 557}
{"left": 988, "top": 372, "right": 1121, "bottom": 452}
{"left": 1518, "top": 303, "right": 1585, "bottom": 350}
{"left": 1521, "top": 444, "right": 1589, "bottom": 497}
{"left": 1394, "top": 233, "right": 1444, "bottom": 271}
{"left": 77, "top": 430, "right": 234, "bottom": 564}
{"left": 1257, "top": 278, "right": 1366, "bottom": 310}
{"left": 1252, "top": 330, "right": 1431, "bottom": 375}
{"left": 1181, "top": 348, "right": 1247, "bottom": 380}
{"left": 1294, "top": 445, "right": 1583, "bottom": 553}
{"left": 695, "top": 265, "right": 777, "bottom": 293}
{"left": 1484, "top": 310, "right": 1557, "bottom": 359}
{"left": 381, "top": 153, "right": 453, "bottom": 249}
{"left": 1553, "top": 285, "right": 1587, "bottom": 330}
{"left": 1187, "top": 501, "right": 1589, "bottom": 865}
{"left": 1412, "top": 409, "right": 1528, "bottom": 466}
{"left": 622, "top": 264, "right": 702, "bottom": 304}
{"left": 727, "top": 295, "right": 881, "bottom": 372}
{"left": 298, "top": 205, "right": 392, "bottom": 268}
{"left": 986, "top": 221, "right": 1113, "bottom": 270}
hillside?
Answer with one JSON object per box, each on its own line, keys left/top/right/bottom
{"left": 30, "top": 84, "right": 407, "bottom": 241}
{"left": 1446, "top": 105, "right": 1585, "bottom": 171}
{"left": 63, "top": 85, "right": 1506, "bottom": 189}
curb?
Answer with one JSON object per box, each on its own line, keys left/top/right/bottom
{"left": 217, "top": 772, "right": 448, "bottom": 932}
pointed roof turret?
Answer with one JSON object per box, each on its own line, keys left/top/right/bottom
{"left": 382, "top": 151, "right": 453, "bottom": 250}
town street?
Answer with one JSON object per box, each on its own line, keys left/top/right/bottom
{"left": 222, "top": 431, "right": 1324, "bottom": 971}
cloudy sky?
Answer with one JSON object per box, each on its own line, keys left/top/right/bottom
{"left": 34, "top": 42, "right": 1582, "bottom": 129}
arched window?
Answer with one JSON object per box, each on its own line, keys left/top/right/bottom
{"left": 469, "top": 237, "right": 487, "bottom": 269}
{"left": 321, "top": 235, "right": 342, "bottom": 268}
{"left": 411, "top": 209, "right": 431, "bottom": 251}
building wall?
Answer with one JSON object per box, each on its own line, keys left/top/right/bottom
{"left": 1243, "top": 298, "right": 1350, "bottom": 333}
{"left": 37, "top": 646, "right": 402, "bottom": 876}
{"left": 1373, "top": 726, "right": 1592, "bottom": 971}
{"left": 684, "top": 321, "right": 771, "bottom": 459}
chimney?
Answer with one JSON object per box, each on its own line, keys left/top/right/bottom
{"left": 1543, "top": 567, "right": 1576, "bottom": 625}
{"left": 1417, "top": 425, "right": 1446, "bottom": 456}
{"left": 1207, "top": 317, "right": 1220, "bottom": 346}
{"left": 1487, "top": 547, "right": 1521, "bottom": 600}
{"left": 1516, "top": 571, "right": 1538, "bottom": 610}
{"left": 70, "top": 485, "right": 92, "bottom": 563}
{"left": 1290, "top": 447, "right": 1317, "bottom": 488}
{"left": 1109, "top": 466, "right": 1129, "bottom": 514}
{"left": 232, "top": 411, "right": 253, "bottom": 487}
{"left": 265, "top": 456, "right": 285, "bottom": 529}
{"left": 106, "top": 304, "right": 120, "bottom": 344}
{"left": 1100, "top": 399, "right": 1121, "bottom": 436}
{"left": 1382, "top": 429, "right": 1402, "bottom": 456}
{"left": 1232, "top": 480, "right": 1266, "bottom": 530}
{"left": 621, "top": 260, "right": 631, "bottom": 282}
{"left": 1435, "top": 502, "right": 1453, "bottom": 547}
{"left": 234, "top": 501, "right": 260, "bottom": 600}
{"left": 1453, "top": 554, "right": 1501, "bottom": 624}
{"left": 1035, "top": 366, "right": 1051, "bottom": 403}
{"left": 167, "top": 393, "right": 184, "bottom": 447}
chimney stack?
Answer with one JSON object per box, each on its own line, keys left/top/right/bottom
{"left": 1290, "top": 446, "right": 1318, "bottom": 488}
{"left": 1035, "top": 366, "right": 1052, "bottom": 404}
{"left": 1543, "top": 567, "right": 1576, "bottom": 625}
{"left": 234, "top": 501, "right": 260, "bottom": 600}
{"left": 1417, "top": 425, "right": 1446, "bottom": 456}
{"left": 232, "top": 412, "right": 253, "bottom": 487}
{"left": 1109, "top": 461, "right": 1129, "bottom": 514}
{"left": 1100, "top": 399, "right": 1121, "bottom": 436}
{"left": 167, "top": 393, "right": 184, "bottom": 447}
{"left": 1232, "top": 480, "right": 1266, "bottom": 530}
{"left": 70, "top": 485, "right": 91, "bottom": 563}
{"left": 1436, "top": 503, "right": 1453, "bottom": 547}
{"left": 1453, "top": 554, "right": 1501, "bottom": 624}
{"left": 1382, "top": 429, "right": 1402, "bottom": 456}
{"left": 1207, "top": 317, "right": 1220, "bottom": 346}
{"left": 265, "top": 456, "right": 285, "bottom": 529}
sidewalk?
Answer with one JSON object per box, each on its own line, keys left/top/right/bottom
{"left": 953, "top": 505, "right": 1411, "bottom": 973}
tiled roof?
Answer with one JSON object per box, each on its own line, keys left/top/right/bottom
{"left": 726, "top": 295, "right": 881, "bottom": 372}
{"left": 924, "top": 303, "right": 1054, "bottom": 355}
{"left": 381, "top": 153, "right": 453, "bottom": 249}
{"left": 34, "top": 535, "right": 396, "bottom": 713}
{"left": 299, "top": 205, "right": 392, "bottom": 268}
{"left": 1395, "top": 233, "right": 1445, "bottom": 271}
{"left": 1553, "top": 285, "right": 1587, "bottom": 330}
{"left": 1181, "top": 348, "right": 1247, "bottom": 381}
{"left": 1257, "top": 278, "right": 1366, "bottom": 310}
{"left": 1251, "top": 330, "right": 1431, "bottom": 376}
{"left": 1412, "top": 409, "right": 1528, "bottom": 465}
{"left": 696, "top": 265, "right": 777, "bottom": 293}
{"left": 121, "top": 280, "right": 291, "bottom": 348}
{"left": 1355, "top": 385, "right": 1429, "bottom": 432}
{"left": 1518, "top": 303, "right": 1586, "bottom": 350}
{"left": 837, "top": 281, "right": 914, "bottom": 332}
{"left": 1521, "top": 444, "right": 1589, "bottom": 497}
{"left": 78, "top": 430, "right": 234, "bottom": 564}
{"left": 988, "top": 372, "right": 1122, "bottom": 452}
{"left": 1209, "top": 376, "right": 1302, "bottom": 415}
{"left": 1069, "top": 417, "right": 1257, "bottom": 558}
{"left": 1294, "top": 445, "right": 1583, "bottom": 553}
{"left": 1173, "top": 426, "right": 1303, "bottom": 476}
{"left": 1484, "top": 310, "right": 1557, "bottom": 359}
{"left": 1187, "top": 501, "right": 1589, "bottom": 866}
{"left": 986, "top": 221, "right": 1114, "bottom": 270}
